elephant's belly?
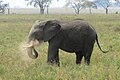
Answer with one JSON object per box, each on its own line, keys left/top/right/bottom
{"left": 59, "top": 41, "right": 83, "bottom": 53}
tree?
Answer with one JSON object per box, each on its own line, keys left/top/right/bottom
{"left": 113, "top": 0, "right": 120, "bottom": 6}
{"left": 114, "top": 0, "right": 120, "bottom": 2}
{"left": 65, "top": 0, "right": 85, "bottom": 14}
{"left": 25, "top": 0, "right": 52, "bottom": 14}
{"left": 95, "top": 0, "right": 113, "bottom": 14}
{"left": 82, "top": 1, "right": 97, "bottom": 14}
{"left": 0, "top": 1, "right": 9, "bottom": 14}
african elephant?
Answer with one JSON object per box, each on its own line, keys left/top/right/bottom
{"left": 26, "top": 20, "right": 108, "bottom": 66}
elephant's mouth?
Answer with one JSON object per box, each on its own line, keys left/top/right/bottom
{"left": 26, "top": 39, "right": 43, "bottom": 59}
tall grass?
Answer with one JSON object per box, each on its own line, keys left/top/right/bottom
{"left": 0, "top": 14, "right": 120, "bottom": 80}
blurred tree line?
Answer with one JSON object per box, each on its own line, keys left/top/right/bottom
{"left": 25, "top": 0, "right": 120, "bottom": 14}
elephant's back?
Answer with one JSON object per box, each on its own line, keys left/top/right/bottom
{"left": 60, "top": 20, "right": 93, "bottom": 30}
{"left": 60, "top": 20, "right": 96, "bottom": 36}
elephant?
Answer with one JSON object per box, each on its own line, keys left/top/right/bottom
{"left": 26, "top": 20, "right": 108, "bottom": 66}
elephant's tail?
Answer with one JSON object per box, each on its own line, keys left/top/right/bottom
{"left": 96, "top": 34, "right": 108, "bottom": 53}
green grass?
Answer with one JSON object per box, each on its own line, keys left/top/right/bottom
{"left": 0, "top": 14, "right": 120, "bottom": 80}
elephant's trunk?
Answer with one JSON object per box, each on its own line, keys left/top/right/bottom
{"left": 26, "top": 40, "right": 42, "bottom": 59}
{"left": 27, "top": 46, "right": 38, "bottom": 59}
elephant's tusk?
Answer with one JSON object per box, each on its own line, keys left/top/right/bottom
{"left": 23, "top": 41, "right": 34, "bottom": 48}
{"left": 24, "top": 40, "right": 43, "bottom": 48}
{"left": 25, "top": 44, "right": 33, "bottom": 48}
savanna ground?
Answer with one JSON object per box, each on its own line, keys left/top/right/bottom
{"left": 0, "top": 14, "right": 120, "bottom": 80}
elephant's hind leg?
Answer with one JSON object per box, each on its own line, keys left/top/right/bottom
{"left": 75, "top": 51, "right": 83, "bottom": 64}
{"left": 84, "top": 50, "right": 92, "bottom": 65}
{"left": 83, "top": 36, "right": 95, "bottom": 65}
{"left": 83, "top": 44, "right": 94, "bottom": 65}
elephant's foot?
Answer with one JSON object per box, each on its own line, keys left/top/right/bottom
{"left": 84, "top": 60, "right": 90, "bottom": 65}
{"left": 76, "top": 61, "right": 81, "bottom": 65}
{"left": 47, "top": 60, "right": 60, "bottom": 67}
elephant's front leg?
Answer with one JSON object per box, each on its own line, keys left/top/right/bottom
{"left": 47, "top": 44, "right": 60, "bottom": 66}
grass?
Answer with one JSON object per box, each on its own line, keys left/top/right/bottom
{"left": 0, "top": 14, "right": 120, "bottom": 80}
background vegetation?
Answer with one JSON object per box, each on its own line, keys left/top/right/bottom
{"left": 0, "top": 14, "right": 120, "bottom": 80}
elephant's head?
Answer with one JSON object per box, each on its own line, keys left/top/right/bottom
{"left": 26, "top": 20, "right": 61, "bottom": 59}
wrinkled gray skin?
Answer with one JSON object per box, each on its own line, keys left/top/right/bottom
{"left": 27, "top": 20, "right": 108, "bottom": 66}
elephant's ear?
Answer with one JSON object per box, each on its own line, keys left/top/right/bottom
{"left": 43, "top": 20, "right": 61, "bottom": 42}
